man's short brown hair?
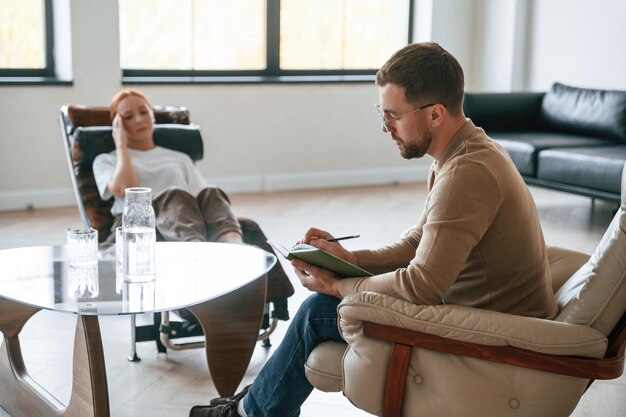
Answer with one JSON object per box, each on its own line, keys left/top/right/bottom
{"left": 376, "top": 42, "right": 464, "bottom": 116}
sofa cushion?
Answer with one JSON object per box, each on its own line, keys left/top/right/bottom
{"left": 491, "top": 132, "right": 615, "bottom": 176}
{"left": 464, "top": 92, "right": 545, "bottom": 132}
{"left": 536, "top": 146, "right": 626, "bottom": 194}
{"left": 541, "top": 82, "right": 626, "bottom": 142}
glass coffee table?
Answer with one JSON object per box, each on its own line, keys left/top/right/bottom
{"left": 0, "top": 242, "right": 276, "bottom": 417}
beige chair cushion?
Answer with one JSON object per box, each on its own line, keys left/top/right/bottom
{"left": 555, "top": 165, "right": 626, "bottom": 335}
{"left": 304, "top": 341, "right": 346, "bottom": 392}
{"left": 546, "top": 246, "right": 589, "bottom": 294}
{"left": 339, "top": 292, "right": 606, "bottom": 357}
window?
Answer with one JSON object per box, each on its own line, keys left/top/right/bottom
{"left": 0, "top": 0, "right": 54, "bottom": 77}
{"left": 120, "top": 0, "right": 266, "bottom": 71}
{"left": 120, "top": 0, "right": 413, "bottom": 82}
{"left": 280, "top": 0, "right": 409, "bottom": 71}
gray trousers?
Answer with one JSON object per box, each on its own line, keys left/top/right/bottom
{"left": 112, "top": 186, "right": 242, "bottom": 242}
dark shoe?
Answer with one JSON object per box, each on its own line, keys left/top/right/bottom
{"left": 189, "top": 385, "right": 251, "bottom": 417}
{"left": 189, "top": 402, "right": 240, "bottom": 417}
{"left": 209, "top": 384, "right": 251, "bottom": 406}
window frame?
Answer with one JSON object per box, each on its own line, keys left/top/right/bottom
{"left": 0, "top": 0, "right": 55, "bottom": 78}
{"left": 122, "top": 0, "right": 415, "bottom": 84}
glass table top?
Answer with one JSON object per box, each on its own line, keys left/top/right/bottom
{"left": 0, "top": 242, "right": 276, "bottom": 316}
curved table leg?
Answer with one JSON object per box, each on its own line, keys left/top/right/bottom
{"left": 0, "top": 298, "right": 109, "bottom": 417}
{"left": 188, "top": 274, "right": 268, "bottom": 397}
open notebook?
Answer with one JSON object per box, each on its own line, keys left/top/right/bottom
{"left": 267, "top": 239, "right": 372, "bottom": 278}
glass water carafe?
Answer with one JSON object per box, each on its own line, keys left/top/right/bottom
{"left": 122, "top": 187, "right": 156, "bottom": 281}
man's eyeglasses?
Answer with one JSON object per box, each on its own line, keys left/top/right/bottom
{"left": 375, "top": 103, "right": 437, "bottom": 132}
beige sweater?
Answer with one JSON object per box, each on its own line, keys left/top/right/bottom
{"left": 338, "top": 120, "right": 557, "bottom": 319}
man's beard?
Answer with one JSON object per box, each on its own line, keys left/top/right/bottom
{"left": 396, "top": 132, "right": 432, "bottom": 159}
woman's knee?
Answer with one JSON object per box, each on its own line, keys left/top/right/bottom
{"left": 152, "top": 187, "right": 200, "bottom": 220}
{"left": 162, "top": 186, "right": 190, "bottom": 196}
{"left": 153, "top": 187, "right": 193, "bottom": 204}
{"left": 197, "top": 186, "right": 231, "bottom": 204}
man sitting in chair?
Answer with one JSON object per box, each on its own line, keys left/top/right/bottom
{"left": 191, "top": 42, "right": 556, "bottom": 417}
{"left": 93, "top": 89, "right": 243, "bottom": 244}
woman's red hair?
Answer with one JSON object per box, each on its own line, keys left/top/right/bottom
{"left": 110, "top": 88, "right": 152, "bottom": 120}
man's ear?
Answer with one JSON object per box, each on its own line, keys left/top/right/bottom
{"left": 429, "top": 104, "right": 447, "bottom": 127}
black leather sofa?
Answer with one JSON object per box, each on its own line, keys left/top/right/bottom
{"left": 463, "top": 83, "right": 626, "bottom": 203}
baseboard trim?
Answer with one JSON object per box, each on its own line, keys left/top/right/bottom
{"left": 0, "top": 166, "right": 429, "bottom": 211}
{"left": 208, "top": 166, "right": 429, "bottom": 193}
{"left": 260, "top": 165, "right": 428, "bottom": 192}
{"left": 0, "top": 187, "right": 77, "bottom": 211}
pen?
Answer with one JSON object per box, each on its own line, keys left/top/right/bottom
{"left": 327, "top": 234, "right": 360, "bottom": 242}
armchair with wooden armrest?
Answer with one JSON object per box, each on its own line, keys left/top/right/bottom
{"left": 304, "top": 165, "right": 626, "bottom": 417}
{"left": 58, "top": 104, "right": 294, "bottom": 360}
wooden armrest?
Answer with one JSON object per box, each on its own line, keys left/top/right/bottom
{"left": 363, "top": 321, "right": 625, "bottom": 380}
{"left": 362, "top": 318, "right": 626, "bottom": 417}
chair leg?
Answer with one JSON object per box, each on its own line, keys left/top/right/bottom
{"left": 128, "top": 315, "right": 140, "bottom": 362}
{"left": 383, "top": 342, "right": 412, "bottom": 417}
{"left": 159, "top": 311, "right": 205, "bottom": 351}
{"left": 128, "top": 302, "right": 279, "bottom": 357}
{"left": 153, "top": 312, "right": 166, "bottom": 354}
{"left": 258, "top": 304, "right": 277, "bottom": 348}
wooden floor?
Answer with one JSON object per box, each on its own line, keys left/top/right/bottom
{"left": 0, "top": 183, "right": 624, "bottom": 417}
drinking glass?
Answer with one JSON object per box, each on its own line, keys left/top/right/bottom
{"left": 66, "top": 228, "right": 99, "bottom": 298}
{"left": 67, "top": 263, "right": 99, "bottom": 299}
{"left": 66, "top": 228, "right": 98, "bottom": 266}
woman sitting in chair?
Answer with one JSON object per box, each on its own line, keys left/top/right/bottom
{"left": 93, "top": 88, "right": 243, "bottom": 244}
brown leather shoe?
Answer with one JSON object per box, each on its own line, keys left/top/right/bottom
{"left": 208, "top": 385, "right": 251, "bottom": 406}
{"left": 189, "top": 401, "right": 240, "bottom": 417}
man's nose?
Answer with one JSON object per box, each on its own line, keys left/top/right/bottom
{"left": 382, "top": 122, "right": 393, "bottom": 133}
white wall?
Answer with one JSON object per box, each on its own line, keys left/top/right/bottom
{"left": 430, "top": 0, "right": 477, "bottom": 90}
{"left": 526, "top": 0, "right": 626, "bottom": 91}
{"left": 469, "top": 0, "right": 626, "bottom": 92}
{"left": 471, "top": 0, "right": 518, "bottom": 91}
{"left": 3, "top": 0, "right": 625, "bottom": 210}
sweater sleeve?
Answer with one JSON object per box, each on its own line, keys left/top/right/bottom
{"left": 350, "top": 204, "right": 426, "bottom": 275}
{"left": 338, "top": 161, "right": 501, "bottom": 305}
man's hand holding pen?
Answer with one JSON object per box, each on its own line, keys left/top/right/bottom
{"left": 292, "top": 228, "right": 361, "bottom": 298}
{"left": 327, "top": 234, "right": 360, "bottom": 243}
{"left": 301, "top": 227, "right": 360, "bottom": 266}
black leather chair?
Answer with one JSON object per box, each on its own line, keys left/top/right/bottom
{"left": 58, "top": 104, "right": 294, "bottom": 359}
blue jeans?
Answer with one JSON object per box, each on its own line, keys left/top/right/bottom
{"left": 243, "top": 293, "right": 342, "bottom": 417}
